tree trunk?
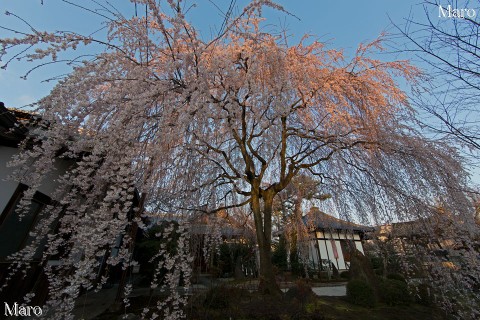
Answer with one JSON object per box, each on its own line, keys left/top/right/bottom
{"left": 257, "top": 239, "right": 281, "bottom": 295}
{"left": 251, "top": 191, "right": 282, "bottom": 295}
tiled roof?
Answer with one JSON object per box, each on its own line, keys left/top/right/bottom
{"left": 0, "top": 102, "right": 31, "bottom": 147}
{"left": 304, "top": 207, "right": 374, "bottom": 232}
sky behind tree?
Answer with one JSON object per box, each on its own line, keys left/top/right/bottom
{"left": 0, "top": 0, "right": 426, "bottom": 107}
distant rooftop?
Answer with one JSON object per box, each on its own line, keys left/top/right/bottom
{"left": 304, "top": 207, "right": 374, "bottom": 232}
{"left": 0, "top": 102, "right": 32, "bottom": 147}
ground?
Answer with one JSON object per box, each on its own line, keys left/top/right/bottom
{"left": 73, "top": 278, "right": 449, "bottom": 320}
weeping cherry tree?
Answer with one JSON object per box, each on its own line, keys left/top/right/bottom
{"left": 0, "top": 0, "right": 478, "bottom": 318}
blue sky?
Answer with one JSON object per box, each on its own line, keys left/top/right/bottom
{"left": 0, "top": 0, "right": 426, "bottom": 108}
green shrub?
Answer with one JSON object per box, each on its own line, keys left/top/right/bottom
{"left": 340, "top": 271, "right": 350, "bottom": 279}
{"left": 285, "top": 280, "right": 315, "bottom": 303}
{"left": 386, "top": 273, "right": 406, "bottom": 283}
{"left": 272, "top": 236, "right": 288, "bottom": 271}
{"left": 346, "top": 279, "right": 376, "bottom": 308}
{"left": 135, "top": 222, "right": 180, "bottom": 284}
{"left": 204, "top": 286, "right": 229, "bottom": 309}
{"left": 318, "top": 271, "right": 330, "bottom": 280}
{"left": 290, "top": 249, "right": 305, "bottom": 277}
{"left": 203, "top": 285, "right": 249, "bottom": 309}
{"left": 370, "top": 256, "right": 384, "bottom": 270}
{"left": 412, "top": 283, "right": 434, "bottom": 306}
{"left": 214, "top": 242, "right": 255, "bottom": 278}
{"left": 379, "top": 278, "right": 411, "bottom": 306}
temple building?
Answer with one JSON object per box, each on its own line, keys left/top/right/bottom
{"left": 304, "top": 207, "right": 374, "bottom": 273}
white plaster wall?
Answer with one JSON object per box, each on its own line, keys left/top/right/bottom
{"left": 318, "top": 239, "right": 328, "bottom": 264}
{"left": 0, "top": 145, "right": 73, "bottom": 214}
{"left": 355, "top": 241, "right": 364, "bottom": 254}
{"left": 35, "top": 157, "right": 73, "bottom": 197}
{"left": 325, "top": 239, "right": 338, "bottom": 270}
{"left": 310, "top": 230, "right": 366, "bottom": 271}
{"left": 309, "top": 242, "right": 318, "bottom": 265}
{"left": 335, "top": 240, "right": 346, "bottom": 270}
